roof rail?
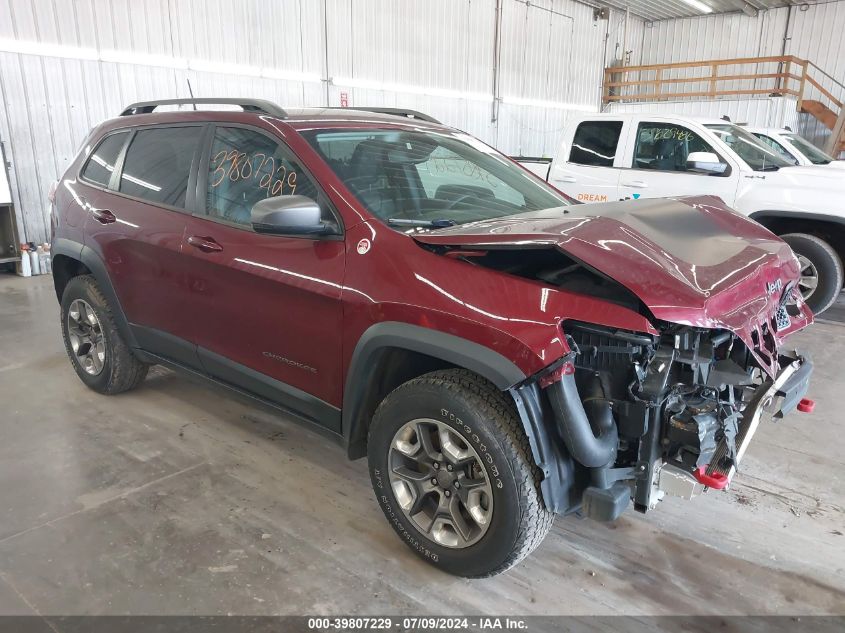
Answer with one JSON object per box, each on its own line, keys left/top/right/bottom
{"left": 332, "top": 107, "right": 441, "bottom": 124}
{"left": 120, "top": 98, "right": 288, "bottom": 118}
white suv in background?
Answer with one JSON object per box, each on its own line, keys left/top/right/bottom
{"left": 746, "top": 127, "right": 845, "bottom": 170}
{"left": 538, "top": 113, "right": 845, "bottom": 314}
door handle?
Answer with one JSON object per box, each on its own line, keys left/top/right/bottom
{"left": 556, "top": 175, "right": 577, "bottom": 183}
{"left": 621, "top": 180, "right": 648, "bottom": 188}
{"left": 187, "top": 235, "right": 224, "bottom": 253}
{"left": 91, "top": 208, "right": 116, "bottom": 224}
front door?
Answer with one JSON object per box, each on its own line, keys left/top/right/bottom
{"left": 180, "top": 125, "right": 346, "bottom": 428}
{"left": 619, "top": 121, "right": 739, "bottom": 204}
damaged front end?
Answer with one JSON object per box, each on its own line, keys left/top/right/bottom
{"left": 528, "top": 320, "right": 813, "bottom": 521}
{"left": 413, "top": 197, "right": 816, "bottom": 520}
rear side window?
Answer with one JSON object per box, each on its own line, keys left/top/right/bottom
{"left": 119, "top": 127, "right": 202, "bottom": 208}
{"left": 80, "top": 132, "right": 129, "bottom": 187}
{"left": 569, "top": 121, "right": 623, "bottom": 167}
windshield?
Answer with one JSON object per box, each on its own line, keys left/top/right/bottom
{"left": 783, "top": 133, "right": 835, "bottom": 165}
{"left": 301, "top": 128, "right": 570, "bottom": 227}
{"left": 705, "top": 124, "right": 792, "bottom": 171}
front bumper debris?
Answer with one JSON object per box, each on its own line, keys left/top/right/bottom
{"left": 704, "top": 350, "right": 812, "bottom": 484}
{"left": 657, "top": 350, "right": 812, "bottom": 497}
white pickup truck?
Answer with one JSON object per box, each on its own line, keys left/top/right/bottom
{"left": 527, "top": 113, "right": 845, "bottom": 314}
{"left": 745, "top": 126, "right": 845, "bottom": 170}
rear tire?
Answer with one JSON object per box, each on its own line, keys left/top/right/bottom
{"left": 60, "top": 275, "right": 148, "bottom": 394}
{"left": 367, "top": 369, "right": 553, "bottom": 577}
{"left": 781, "top": 233, "right": 843, "bottom": 315}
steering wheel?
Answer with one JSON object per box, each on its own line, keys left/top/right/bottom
{"left": 444, "top": 194, "right": 476, "bottom": 210}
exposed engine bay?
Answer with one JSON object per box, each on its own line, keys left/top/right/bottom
{"left": 543, "top": 320, "right": 812, "bottom": 520}
{"left": 445, "top": 247, "right": 647, "bottom": 312}
{"left": 421, "top": 238, "right": 813, "bottom": 521}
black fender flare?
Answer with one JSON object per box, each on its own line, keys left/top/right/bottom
{"left": 341, "top": 322, "right": 576, "bottom": 513}
{"left": 51, "top": 239, "right": 139, "bottom": 349}
{"left": 749, "top": 210, "right": 845, "bottom": 233}
{"left": 342, "top": 321, "right": 526, "bottom": 452}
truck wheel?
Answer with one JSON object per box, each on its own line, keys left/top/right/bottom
{"left": 60, "top": 275, "right": 149, "bottom": 394}
{"left": 367, "top": 369, "right": 553, "bottom": 577}
{"left": 781, "top": 233, "right": 843, "bottom": 314}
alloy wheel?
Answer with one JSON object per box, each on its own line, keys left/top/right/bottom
{"left": 388, "top": 418, "right": 493, "bottom": 548}
{"left": 67, "top": 299, "right": 106, "bottom": 376}
{"left": 796, "top": 254, "right": 819, "bottom": 302}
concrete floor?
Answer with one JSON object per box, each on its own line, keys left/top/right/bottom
{"left": 0, "top": 273, "right": 843, "bottom": 617}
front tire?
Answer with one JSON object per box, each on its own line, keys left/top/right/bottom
{"left": 367, "top": 369, "right": 553, "bottom": 577}
{"left": 60, "top": 275, "right": 148, "bottom": 394}
{"left": 781, "top": 233, "right": 843, "bottom": 315}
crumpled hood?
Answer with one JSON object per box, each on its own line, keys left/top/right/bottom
{"left": 413, "top": 195, "right": 813, "bottom": 376}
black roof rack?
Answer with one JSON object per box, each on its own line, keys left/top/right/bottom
{"left": 120, "top": 98, "right": 288, "bottom": 118}
{"left": 331, "top": 107, "right": 441, "bottom": 124}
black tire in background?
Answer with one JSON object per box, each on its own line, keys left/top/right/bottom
{"left": 367, "top": 368, "right": 553, "bottom": 578}
{"left": 60, "top": 274, "right": 149, "bottom": 394}
{"left": 781, "top": 233, "right": 843, "bottom": 315}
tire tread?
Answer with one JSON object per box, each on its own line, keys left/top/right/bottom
{"left": 781, "top": 232, "right": 843, "bottom": 314}
{"left": 371, "top": 368, "right": 553, "bottom": 577}
{"left": 61, "top": 275, "right": 148, "bottom": 394}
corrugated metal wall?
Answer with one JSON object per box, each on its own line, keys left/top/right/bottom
{"left": 637, "top": 10, "right": 787, "bottom": 64}
{"left": 609, "top": 2, "right": 845, "bottom": 154}
{"left": 0, "top": 0, "right": 636, "bottom": 245}
{"left": 785, "top": 1, "right": 845, "bottom": 149}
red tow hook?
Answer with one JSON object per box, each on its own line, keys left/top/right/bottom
{"left": 797, "top": 398, "right": 815, "bottom": 413}
{"left": 693, "top": 466, "right": 730, "bottom": 490}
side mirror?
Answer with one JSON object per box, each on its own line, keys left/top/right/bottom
{"left": 251, "top": 195, "right": 333, "bottom": 236}
{"left": 686, "top": 151, "right": 728, "bottom": 175}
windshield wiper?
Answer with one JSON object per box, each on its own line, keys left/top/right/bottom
{"left": 387, "top": 218, "right": 457, "bottom": 229}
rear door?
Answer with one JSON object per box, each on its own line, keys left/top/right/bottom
{"left": 547, "top": 118, "right": 626, "bottom": 204}
{"left": 179, "top": 124, "right": 346, "bottom": 428}
{"left": 81, "top": 124, "right": 205, "bottom": 366}
{"left": 618, "top": 119, "right": 739, "bottom": 204}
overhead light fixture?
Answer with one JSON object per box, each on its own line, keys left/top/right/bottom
{"left": 739, "top": 2, "right": 758, "bottom": 18}
{"left": 680, "top": 0, "right": 713, "bottom": 14}
{"left": 331, "top": 76, "right": 493, "bottom": 103}
{"left": 262, "top": 68, "right": 322, "bottom": 83}
{"left": 500, "top": 96, "right": 595, "bottom": 112}
{"left": 0, "top": 37, "right": 320, "bottom": 83}
{"left": 100, "top": 49, "right": 188, "bottom": 69}
{"left": 189, "top": 59, "right": 262, "bottom": 78}
{"left": 0, "top": 37, "right": 97, "bottom": 60}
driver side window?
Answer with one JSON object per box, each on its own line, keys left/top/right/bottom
{"left": 205, "top": 127, "right": 320, "bottom": 227}
{"left": 753, "top": 134, "right": 799, "bottom": 164}
{"left": 633, "top": 123, "right": 714, "bottom": 172}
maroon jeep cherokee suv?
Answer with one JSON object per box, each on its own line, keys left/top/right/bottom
{"left": 52, "top": 98, "right": 814, "bottom": 577}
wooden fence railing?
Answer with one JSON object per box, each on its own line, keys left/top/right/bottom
{"left": 603, "top": 55, "right": 845, "bottom": 153}
{"left": 602, "top": 55, "right": 839, "bottom": 109}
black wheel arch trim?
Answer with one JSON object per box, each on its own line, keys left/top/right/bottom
{"left": 749, "top": 210, "right": 845, "bottom": 232}
{"left": 510, "top": 381, "right": 578, "bottom": 514}
{"left": 342, "top": 321, "right": 575, "bottom": 512}
{"left": 51, "top": 239, "right": 139, "bottom": 349}
{"left": 343, "top": 322, "right": 527, "bottom": 457}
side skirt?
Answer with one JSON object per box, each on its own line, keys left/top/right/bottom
{"left": 130, "top": 325, "right": 343, "bottom": 439}
{"left": 135, "top": 348, "right": 344, "bottom": 446}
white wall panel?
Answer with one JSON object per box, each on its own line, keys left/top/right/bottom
{"left": 0, "top": 0, "right": 641, "bottom": 243}
{"left": 620, "top": 3, "right": 845, "bottom": 156}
